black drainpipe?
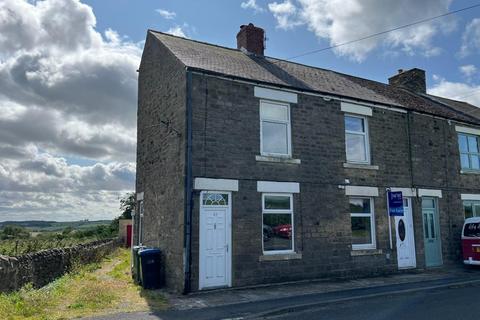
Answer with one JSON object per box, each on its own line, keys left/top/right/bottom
{"left": 183, "top": 70, "right": 193, "bottom": 294}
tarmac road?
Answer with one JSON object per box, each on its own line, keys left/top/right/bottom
{"left": 263, "top": 283, "right": 480, "bottom": 320}
{"left": 85, "top": 277, "right": 480, "bottom": 320}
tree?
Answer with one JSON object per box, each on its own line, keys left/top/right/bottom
{"left": 1, "top": 225, "right": 30, "bottom": 240}
{"left": 109, "top": 192, "right": 136, "bottom": 235}
{"left": 119, "top": 192, "right": 135, "bottom": 219}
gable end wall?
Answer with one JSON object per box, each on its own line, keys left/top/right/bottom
{"left": 136, "top": 32, "right": 187, "bottom": 292}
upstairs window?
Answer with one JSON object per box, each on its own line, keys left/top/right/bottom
{"left": 345, "top": 115, "right": 370, "bottom": 164}
{"left": 458, "top": 133, "right": 480, "bottom": 171}
{"left": 260, "top": 101, "right": 291, "bottom": 157}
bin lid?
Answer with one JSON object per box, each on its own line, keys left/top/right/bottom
{"left": 139, "top": 248, "right": 161, "bottom": 256}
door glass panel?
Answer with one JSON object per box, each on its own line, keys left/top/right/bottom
{"left": 203, "top": 193, "right": 228, "bottom": 206}
{"left": 423, "top": 214, "right": 429, "bottom": 238}
{"left": 398, "top": 219, "right": 406, "bottom": 241}
{"left": 403, "top": 198, "right": 409, "bottom": 207}
{"left": 422, "top": 199, "right": 435, "bottom": 209}
{"left": 429, "top": 214, "right": 435, "bottom": 239}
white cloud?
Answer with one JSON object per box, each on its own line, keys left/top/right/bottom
{"left": 241, "top": 0, "right": 265, "bottom": 13}
{"left": 167, "top": 26, "right": 187, "bottom": 38}
{"left": 267, "top": 0, "right": 453, "bottom": 61}
{"left": 460, "top": 18, "right": 480, "bottom": 57}
{"left": 268, "top": 1, "right": 302, "bottom": 29}
{"left": 156, "top": 9, "right": 176, "bottom": 20}
{"left": 0, "top": 0, "right": 140, "bottom": 221}
{"left": 460, "top": 64, "right": 477, "bottom": 78}
{"left": 0, "top": 149, "right": 134, "bottom": 193}
{"left": 429, "top": 80, "right": 480, "bottom": 107}
{"left": 0, "top": 147, "right": 135, "bottom": 221}
{"left": 432, "top": 74, "right": 444, "bottom": 82}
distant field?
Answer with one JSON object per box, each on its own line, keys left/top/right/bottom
{"left": 0, "top": 220, "right": 115, "bottom": 256}
{"left": 0, "top": 236, "right": 101, "bottom": 256}
{"left": 0, "top": 220, "right": 111, "bottom": 232}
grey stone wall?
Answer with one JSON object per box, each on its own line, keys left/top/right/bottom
{"left": 135, "top": 32, "right": 187, "bottom": 292}
{"left": 186, "top": 72, "right": 479, "bottom": 290}
{"left": 0, "top": 239, "right": 118, "bottom": 293}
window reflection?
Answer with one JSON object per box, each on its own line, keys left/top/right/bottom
{"left": 263, "top": 214, "right": 292, "bottom": 251}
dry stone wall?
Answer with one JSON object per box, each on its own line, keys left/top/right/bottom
{"left": 0, "top": 239, "right": 119, "bottom": 293}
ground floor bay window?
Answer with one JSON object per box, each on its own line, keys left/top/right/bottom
{"left": 262, "top": 193, "right": 294, "bottom": 254}
{"left": 349, "top": 197, "right": 376, "bottom": 250}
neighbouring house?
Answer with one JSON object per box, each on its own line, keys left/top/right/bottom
{"left": 118, "top": 219, "right": 132, "bottom": 247}
{"left": 134, "top": 23, "right": 480, "bottom": 293}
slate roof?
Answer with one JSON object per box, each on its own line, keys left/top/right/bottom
{"left": 149, "top": 30, "right": 480, "bottom": 125}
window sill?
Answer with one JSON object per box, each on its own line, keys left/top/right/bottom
{"left": 460, "top": 170, "right": 480, "bottom": 175}
{"left": 259, "top": 253, "right": 302, "bottom": 261}
{"left": 350, "top": 249, "right": 383, "bottom": 256}
{"left": 343, "top": 163, "right": 379, "bottom": 170}
{"left": 256, "top": 155, "right": 301, "bottom": 164}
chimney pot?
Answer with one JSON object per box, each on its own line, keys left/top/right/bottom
{"left": 389, "top": 68, "right": 426, "bottom": 94}
{"left": 236, "top": 23, "right": 265, "bottom": 56}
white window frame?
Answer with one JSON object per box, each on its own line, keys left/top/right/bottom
{"left": 345, "top": 114, "right": 371, "bottom": 164}
{"left": 260, "top": 100, "right": 292, "bottom": 158}
{"left": 463, "top": 200, "right": 480, "bottom": 219}
{"left": 458, "top": 133, "right": 480, "bottom": 171}
{"left": 349, "top": 197, "right": 376, "bottom": 250}
{"left": 262, "top": 193, "right": 294, "bottom": 255}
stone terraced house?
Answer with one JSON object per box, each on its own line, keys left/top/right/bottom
{"left": 134, "top": 23, "right": 480, "bottom": 293}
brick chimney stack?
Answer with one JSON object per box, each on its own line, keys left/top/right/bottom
{"left": 236, "top": 23, "right": 265, "bottom": 56}
{"left": 388, "top": 68, "right": 426, "bottom": 94}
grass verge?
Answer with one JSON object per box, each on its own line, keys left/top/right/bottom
{"left": 0, "top": 248, "right": 167, "bottom": 319}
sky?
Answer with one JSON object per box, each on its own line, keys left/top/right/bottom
{"left": 0, "top": 0, "right": 480, "bottom": 221}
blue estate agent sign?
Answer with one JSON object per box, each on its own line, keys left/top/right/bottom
{"left": 388, "top": 191, "right": 404, "bottom": 216}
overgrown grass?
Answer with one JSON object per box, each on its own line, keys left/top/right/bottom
{"left": 0, "top": 248, "right": 167, "bottom": 320}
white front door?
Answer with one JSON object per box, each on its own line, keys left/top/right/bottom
{"left": 199, "top": 191, "right": 231, "bottom": 290}
{"left": 395, "top": 198, "right": 416, "bottom": 269}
